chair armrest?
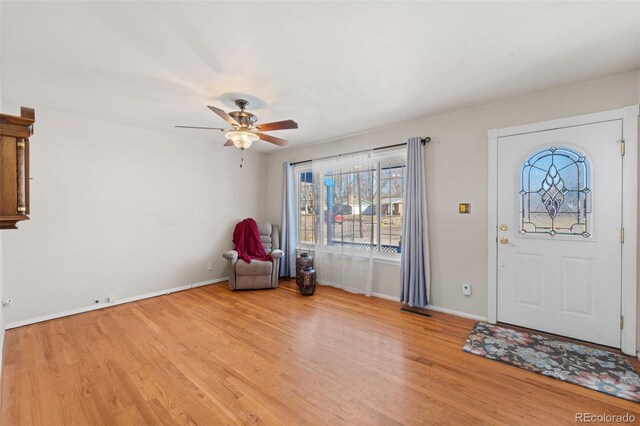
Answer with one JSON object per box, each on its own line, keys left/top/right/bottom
{"left": 270, "top": 249, "right": 284, "bottom": 259}
{"left": 223, "top": 250, "right": 238, "bottom": 260}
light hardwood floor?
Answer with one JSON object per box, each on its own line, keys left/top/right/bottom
{"left": 2, "top": 280, "right": 639, "bottom": 425}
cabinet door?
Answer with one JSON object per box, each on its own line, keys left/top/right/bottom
{"left": 0, "top": 135, "right": 18, "bottom": 217}
{"left": 0, "top": 107, "right": 34, "bottom": 229}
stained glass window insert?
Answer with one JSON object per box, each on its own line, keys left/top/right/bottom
{"left": 519, "top": 147, "right": 591, "bottom": 237}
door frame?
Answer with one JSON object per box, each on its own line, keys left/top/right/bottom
{"left": 487, "top": 105, "right": 639, "bottom": 355}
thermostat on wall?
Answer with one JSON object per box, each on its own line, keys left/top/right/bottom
{"left": 459, "top": 203, "right": 471, "bottom": 214}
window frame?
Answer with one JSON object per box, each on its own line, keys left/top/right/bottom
{"left": 293, "top": 149, "right": 406, "bottom": 256}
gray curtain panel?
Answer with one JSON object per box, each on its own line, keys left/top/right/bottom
{"left": 400, "top": 137, "right": 431, "bottom": 307}
{"left": 280, "top": 162, "right": 297, "bottom": 277}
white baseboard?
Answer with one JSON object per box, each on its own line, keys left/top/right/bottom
{"left": 370, "top": 293, "right": 487, "bottom": 322}
{"left": 371, "top": 292, "right": 400, "bottom": 302}
{"left": 5, "top": 277, "right": 228, "bottom": 330}
{"left": 427, "top": 305, "right": 488, "bottom": 322}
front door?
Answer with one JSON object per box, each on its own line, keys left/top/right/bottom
{"left": 497, "top": 120, "right": 623, "bottom": 348}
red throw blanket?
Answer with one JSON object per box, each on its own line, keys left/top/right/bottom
{"left": 233, "top": 218, "right": 271, "bottom": 263}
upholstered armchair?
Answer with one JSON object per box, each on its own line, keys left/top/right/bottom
{"left": 223, "top": 222, "right": 283, "bottom": 290}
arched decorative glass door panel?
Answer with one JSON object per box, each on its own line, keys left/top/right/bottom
{"left": 519, "top": 147, "right": 591, "bottom": 237}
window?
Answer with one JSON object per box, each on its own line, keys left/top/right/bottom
{"left": 379, "top": 158, "right": 406, "bottom": 251}
{"left": 519, "top": 147, "right": 591, "bottom": 237}
{"left": 295, "top": 152, "right": 406, "bottom": 252}
{"left": 297, "top": 171, "right": 315, "bottom": 244}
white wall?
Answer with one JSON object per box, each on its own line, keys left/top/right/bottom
{"left": 266, "top": 70, "right": 640, "bottom": 318}
{"left": 2, "top": 104, "right": 267, "bottom": 324}
{"left": 0, "top": 231, "right": 3, "bottom": 367}
{"left": 0, "top": 0, "right": 5, "bottom": 372}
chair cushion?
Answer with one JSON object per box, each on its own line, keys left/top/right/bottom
{"left": 260, "top": 235, "right": 271, "bottom": 244}
{"left": 258, "top": 223, "right": 273, "bottom": 253}
{"left": 257, "top": 222, "right": 272, "bottom": 237}
{"left": 235, "top": 259, "right": 273, "bottom": 276}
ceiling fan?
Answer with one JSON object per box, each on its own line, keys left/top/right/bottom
{"left": 175, "top": 99, "right": 298, "bottom": 150}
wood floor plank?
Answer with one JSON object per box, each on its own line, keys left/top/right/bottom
{"left": 2, "top": 280, "right": 640, "bottom": 425}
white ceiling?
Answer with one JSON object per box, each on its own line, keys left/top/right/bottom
{"left": 1, "top": 1, "right": 639, "bottom": 152}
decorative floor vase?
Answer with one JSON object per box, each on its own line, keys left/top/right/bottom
{"left": 299, "top": 267, "right": 316, "bottom": 296}
{"left": 296, "top": 251, "right": 314, "bottom": 287}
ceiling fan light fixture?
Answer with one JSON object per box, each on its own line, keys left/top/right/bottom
{"left": 226, "top": 130, "right": 259, "bottom": 150}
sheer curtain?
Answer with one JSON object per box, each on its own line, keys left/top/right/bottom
{"left": 280, "top": 161, "right": 296, "bottom": 277}
{"left": 312, "top": 151, "right": 374, "bottom": 295}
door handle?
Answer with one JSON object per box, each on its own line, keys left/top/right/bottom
{"left": 499, "top": 237, "right": 510, "bottom": 244}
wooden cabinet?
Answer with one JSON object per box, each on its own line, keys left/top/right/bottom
{"left": 0, "top": 107, "right": 34, "bottom": 229}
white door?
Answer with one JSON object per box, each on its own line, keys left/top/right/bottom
{"left": 497, "top": 120, "right": 623, "bottom": 348}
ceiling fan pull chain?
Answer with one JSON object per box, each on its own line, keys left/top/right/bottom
{"left": 240, "top": 151, "right": 244, "bottom": 168}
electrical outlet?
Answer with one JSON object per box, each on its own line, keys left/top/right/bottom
{"left": 207, "top": 262, "right": 213, "bottom": 271}
{"left": 462, "top": 284, "right": 472, "bottom": 297}
{"left": 107, "top": 296, "right": 115, "bottom": 303}
{"left": 2, "top": 299, "right": 13, "bottom": 308}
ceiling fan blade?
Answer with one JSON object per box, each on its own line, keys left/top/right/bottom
{"left": 256, "top": 119, "right": 298, "bottom": 132}
{"left": 207, "top": 105, "right": 238, "bottom": 126}
{"left": 259, "top": 133, "right": 289, "bottom": 147}
{"left": 175, "top": 125, "right": 225, "bottom": 131}
{"left": 224, "top": 140, "right": 234, "bottom": 147}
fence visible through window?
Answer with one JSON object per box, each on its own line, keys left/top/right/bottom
{"left": 295, "top": 153, "right": 406, "bottom": 253}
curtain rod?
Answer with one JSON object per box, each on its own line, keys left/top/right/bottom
{"left": 290, "top": 137, "right": 430, "bottom": 166}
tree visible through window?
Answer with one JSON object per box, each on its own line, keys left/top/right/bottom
{"left": 295, "top": 153, "right": 406, "bottom": 252}
{"left": 297, "top": 171, "right": 315, "bottom": 244}
{"left": 379, "top": 160, "right": 406, "bottom": 251}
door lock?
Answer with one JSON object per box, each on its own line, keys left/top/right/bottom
{"left": 500, "top": 224, "right": 508, "bottom": 231}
